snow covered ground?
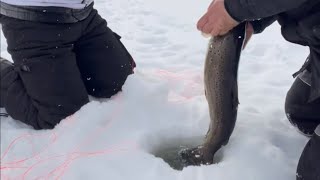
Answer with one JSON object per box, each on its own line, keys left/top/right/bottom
{"left": 0, "top": 0, "right": 311, "bottom": 179}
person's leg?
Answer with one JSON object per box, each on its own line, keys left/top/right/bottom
{"left": 293, "top": 48, "right": 320, "bottom": 179}
{"left": 285, "top": 70, "right": 320, "bottom": 136}
{"left": 296, "top": 125, "right": 320, "bottom": 180}
{"left": 0, "top": 16, "right": 89, "bottom": 129}
{"left": 0, "top": 58, "right": 14, "bottom": 108}
{"left": 74, "top": 9, "right": 135, "bottom": 98}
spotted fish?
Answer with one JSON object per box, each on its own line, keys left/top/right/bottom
{"left": 179, "top": 23, "right": 246, "bottom": 166}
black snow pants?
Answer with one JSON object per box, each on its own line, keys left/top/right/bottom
{"left": 0, "top": 9, "right": 135, "bottom": 130}
{"left": 285, "top": 68, "right": 320, "bottom": 180}
{"left": 285, "top": 72, "right": 320, "bottom": 136}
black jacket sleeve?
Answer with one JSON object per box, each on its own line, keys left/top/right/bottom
{"left": 224, "top": 0, "right": 308, "bottom": 22}
{"left": 250, "top": 16, "right": 277, "bottom": 34}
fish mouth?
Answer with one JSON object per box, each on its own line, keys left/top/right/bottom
{"left": 179, "top": 146, "right": 214, "bottom": 166}
{"left": 178, "top": 145, "right": 224, "bottom": 168}
{"left": 152, "top": 143, "right": 224, "bottom": 170}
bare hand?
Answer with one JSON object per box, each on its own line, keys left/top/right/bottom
{"left": 197, "top": 0, "right": 239, "bottom": 36}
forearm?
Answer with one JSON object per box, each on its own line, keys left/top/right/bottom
{"left": 225, "top": 0, "right": 308, "bottom": 21}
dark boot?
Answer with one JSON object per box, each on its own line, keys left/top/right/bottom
{"left": 296, "top": 125, "right": 320, "bottom": 180}
{"left": 0, "top": 57, "right": 14, "bottom": 108}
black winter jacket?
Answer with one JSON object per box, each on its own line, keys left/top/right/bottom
{"left": 225, "top": 0, "right": 320, "bottom": 101}
{"left": 0, "top": 1, "right": 93, "bottom": 23}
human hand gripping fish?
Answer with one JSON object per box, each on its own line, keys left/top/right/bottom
{"left": 179, "top": 22, "right": 247, "bottom": 166}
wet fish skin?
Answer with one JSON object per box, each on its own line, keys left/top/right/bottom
{"left": 179, "top": 23, "right": 246, "bottom": 166}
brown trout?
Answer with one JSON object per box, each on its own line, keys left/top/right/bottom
{"left": 179, "top": 23, "right": 246, "bottom": 166}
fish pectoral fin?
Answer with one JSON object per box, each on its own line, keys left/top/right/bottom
{"left": 231, "top": 90, "right": 239, "bottom": 111}
{"left": 204, "top": 121, "right": 213, "bottom": 139}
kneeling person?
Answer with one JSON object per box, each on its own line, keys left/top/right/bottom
{"left": 0, "top": 0, "right": 136, "bottom": 129}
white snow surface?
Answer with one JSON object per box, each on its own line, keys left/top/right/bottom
{"left": 0, "top": 0, "right": 311, "bottom": 179}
